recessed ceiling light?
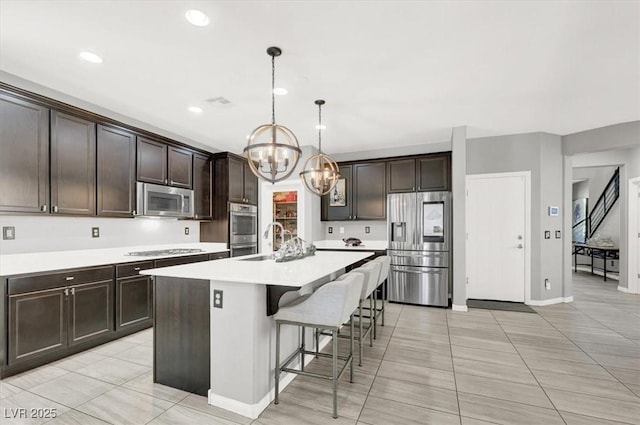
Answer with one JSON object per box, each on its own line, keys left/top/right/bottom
{"left": 185, "top": 10, "right": 210, "bottom": 27}
{"left": 315, "top": 124, "right": 326, "bottom": 130}
{"left": 188, "top": 106, "right": 203, "bottom": 113}
{"left": 79, "top": 51, "right": 103, "bottom": 64}
{"left": 273, "top": 88, "right": 288, "bottom": 96}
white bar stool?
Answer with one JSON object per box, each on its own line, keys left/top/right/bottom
{"left": 372, "top": 255, "right": 391, "bottom": 329}
{"left": 274, "top": 273, "right": 364, "bottom": 419}
{"left": 336, "top": 261, "right": 381, "bottom": 366}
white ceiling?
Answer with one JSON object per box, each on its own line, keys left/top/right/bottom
{"left": 1, "top": 1, "right": 638, "bottom": 155}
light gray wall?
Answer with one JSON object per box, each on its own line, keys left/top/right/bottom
{"left": 562, "top": 121, "right": 640, "bottom": 156}
{"left": 572, "top": 180, "right": 589, "bottom": 200}
{"left": 451, "top": 126, "right": 467, "bottom": 307}
{"left": 321, "top": 220, "right": 386, "bottom": 241}
{"left": 467, "top": 132, "right": 565, "bottom": 302}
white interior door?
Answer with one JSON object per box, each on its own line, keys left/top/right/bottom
{"left": 467, "top": 173, "right": 528, "bottom": 302}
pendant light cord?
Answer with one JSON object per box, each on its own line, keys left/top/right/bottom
{"left": 317, "top": 103, "right": 322, "bottom": 153}
{"left": 271, "top": 54, "right": 276, "bottom": 126}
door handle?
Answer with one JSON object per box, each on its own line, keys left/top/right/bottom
{"left": 53, "top": 205, "right": 58, "bottom": 213}
{"left": 517, "top": 244, "right": 523, "bottom": 249}
{"left": 41, "top": 205, "right": 47, "bottom": 212}
{"left": 134, "top": 267, "right": 141, "bottom": 271}
{"left": 70, "top": 287, "right": 75, "bottom": 295}
{"left": 64, "top": 288, "right": 69, "bottom": 296}
{"left": 65, "top": 276, "right": 74, "bottom": 281}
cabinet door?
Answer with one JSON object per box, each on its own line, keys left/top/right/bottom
{"left": 417, "top": 155, "right": 450, "bottom": 191}
{"left": 168, "top": 146, "right": 193, "bottom": 188}
{"left": 243, "top": 162, "right": 258, "bottom": 205}
{"left": 97, "top": 125, "right": 136, "bottom": 216}
{"left": 50, "top": 111, "right": 96, "bottom": 215}
{"left": 68, "top": 280, "right": 114, "bottom": 346}
{"left": 137, "top": 136, "right": 167, "bottom": 184}
{"left": 323, "top": 164, "right": 352, "bottom": 221}
{"left": 193, "top": 153, "right": 212, "bottom": 219}
{"left": 354, "top": 162, "right": 386, "bottom": 220}
{"left": 228, "top": 157, "right": 245, "bottom": 203}
{"left": 0, "top": 93, "right": 49, "bottom": 213}
{"left": 116, "top": 275, "right": 152, "bottom": 330}
{"left": 8, "top": 288, "right": 67, "bottom": 365}
{"left": 387, "top": 158, "right": 416, "bottom": 193}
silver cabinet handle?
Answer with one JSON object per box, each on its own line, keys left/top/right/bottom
{"left": 170, "top": 180, "right": 174, "bottom": 185}
{"left": 41, "top": 205, "right": 47, "bottom": 212}
{"left": 165, "top": 179, "right": 168, "bottom": 184}
{"left": 132, "top": 210, "right": 136, "bottom": 215}
{"left": 353, "top": 215, "right": 357, "bottom": 220}
{"left": 65, "top": 276, "right": 74, "bottom": 281}
{"left": 64, "top": 288, "right": 69, "bottom": 296}
{"left": 134, "top": 267, "right": 141, "bottom": 271}
{"left": 195, "top": 214, "right": 198, "bottom": 219}
{"left": 71, "top": 287, "right": 75, "bottom": 295}
{"left": 53, "top": 206, "right": 58, "bottom": 213}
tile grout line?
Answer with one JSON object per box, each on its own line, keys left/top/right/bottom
{"left": 444, "top": 308, "right": 463, "bottom": 425}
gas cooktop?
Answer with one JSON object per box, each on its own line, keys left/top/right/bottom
{"left": 125, "top": 248, "right": 204, "bottom": 257}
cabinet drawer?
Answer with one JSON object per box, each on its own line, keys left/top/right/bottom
{"left": 8, "top": 266, "right": 114, "bottom": 295}
{"left": 116, "top": 261, "right": 155, "bottom": 279}
{"left": 154, "top": 254, "right": 209, "bottom": 268}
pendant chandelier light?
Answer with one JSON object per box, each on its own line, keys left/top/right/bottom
{"left": 244, "top": 47, "right": 301, "bottom": 183}
{"left": 299, "top": 100, "right": 340, "bottom": 196}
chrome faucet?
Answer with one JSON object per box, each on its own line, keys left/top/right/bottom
{"left": 263, "top": 222, "right": 285, "bottom": 249}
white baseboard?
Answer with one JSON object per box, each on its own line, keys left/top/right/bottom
{"left": 618, "top": 286, "right": 630, "bottom": 293}
{"left": 528, "top": 296, "right": 573, "bottom": 306}
{"left": 452, "top": 304, "right": 468, "bottom": 312}
{"left": 208, "top": 334, "right": 332, "bottom": 419}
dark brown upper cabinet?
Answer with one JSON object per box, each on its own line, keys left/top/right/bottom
{"left": 137, "top": 136, "right": 167, "bottom": 185}
{"left": 223, "top": 155, "right": 257, "bottom": 205}
{"left": 387, "top": 158, "right": 417, "bottom": 193}
{"left": 97, "top": 125, "right": 136, "bottom": 217}
{"left": 168, "top": 146, "right": 193, "bottom": 189}
{"left": 50, "top": 111, "right": 96, "bottom": 215}
{"left": 0, "top": 92, "right": 50, "bottom": 213}
{"left": 322, "top": 164, "right": 353, "bottom": 221}
{"left": 193, "top": 153, "right": 212, "bottom": 219}
{"left": 417, "top": 154, "right": 450, "bottom": 191}
{"left": 387, "top": 154, "right": 450, "bottom": 193}
{"left": 353, "top": 162, "right": 386, "bottom": 220}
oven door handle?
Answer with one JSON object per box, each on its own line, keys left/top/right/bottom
{"left": 390, "top": 252, "right": 444, "bottom": 257}
{"left": 392, "top": 266, "right": 445, "bottom": 274}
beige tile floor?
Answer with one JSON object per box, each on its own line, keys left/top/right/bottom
{"left": 1, "top": 271, "right": 638, "bottom": 424}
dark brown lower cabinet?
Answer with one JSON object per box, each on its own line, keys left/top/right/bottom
{"left": 8, "top": 288, "right": 67, "bottom": 365}
{"left": 69, "top": 280, "right": 114, "bottom": 346}
{"left": 116, "top": 275, "right": 153, "bottom": 331}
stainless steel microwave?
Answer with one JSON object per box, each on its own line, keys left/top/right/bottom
{"left": 136, "top": 182, "right": 194, "bottom": 218}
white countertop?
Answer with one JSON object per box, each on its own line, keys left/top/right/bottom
{"left": 141, "top": 251, "right": 374, "bottom": 287}
{"left": 313, "top": 240, "right": 388, "bottom": 251}
{"left": 0, "top": 243, "right": 229, "bottom": 276}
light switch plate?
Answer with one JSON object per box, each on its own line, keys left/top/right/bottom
{"left": 185, "top": 227, "right": 190, "bottom": 235}
{"left": 544, "top": 231, "right": 550, "bottom": 239}
{"left": 2, "top": 226, "right": 15, "bottom": 240}
{"left": 92, "top": 227, "right": 100, "bottom": 238}
{"left": 328, "top": 226, "right": 333, "bottom": 234}
{"left": 365, "top": 226, "right": 370, "bottom": 234}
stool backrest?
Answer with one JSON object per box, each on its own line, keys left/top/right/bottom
{"left": 373, "top": 255, "right": 391, "bottom": 284}
{"left": 340, "top": 261, "right": 381, "bottom": 299}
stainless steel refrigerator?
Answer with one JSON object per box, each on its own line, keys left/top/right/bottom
{"left": 387, "top": 191, "right": 451, "bottom": 306}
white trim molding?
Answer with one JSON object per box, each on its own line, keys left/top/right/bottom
{"left": 452, "top": 304, "right": 468, "bottom": 312}
{"left": 528, "top": 296, "right": 573, "bottom": 306}
{"left": 618, "top": 285, "right": 630, "bottom": 293}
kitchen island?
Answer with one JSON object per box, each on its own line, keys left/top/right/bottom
{"left": 141, "top": 250, "right": 374, "bottom": 419}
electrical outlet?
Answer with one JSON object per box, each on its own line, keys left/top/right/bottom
{"left": 328, "top": 226, "right": 333, "bottom": 234}
{"left": 545, "top": 279, "right": 550, "bottom": 290}
{"left": 365, "top": 226, "right": 370, "bottom": 234}
{"left": 339, "top": 227, "right": 345, "bottom": 234}
{"left": 92, "top": 227, "right": 100, "bottom": 238}
{"left": 213, "top": 289, "right": 223, "bottom": 308}
{"left": 544, "top": 231, "right": 550, "bottom": 239}
{"left": 185, "top": 227, "right": 190, "bottom": 235}
{"left": 2, "top": 226, "right": 15, "bottom": 240}
{"left": 555, "top": 230, "right": 561, "bottom": 239}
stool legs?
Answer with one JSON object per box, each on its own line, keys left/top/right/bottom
{"left": 358, "top": 300, "right": 363, "bottom": 366}
{"left": 274, "top": 322, "right": 281, "bottom": 405}
{"left": 381, "top": 280, "right": 386, "bottom": 327}
{"left": 301, "top": 326, "right": 305, "bottom": 372}
{"left": 332, "top": 329, "right": 338, "bottom": 419}
{"left": 350, "top": 313, "right": 355, "bottom": 383}
{"left": 315, "top": 328, "right": 319, "bottom": 358}
{"left": 372, "top": 295, "right": 377, "bottom": 340}
{"left": 369, "top": 295, "right": 374, "bottom": 347}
